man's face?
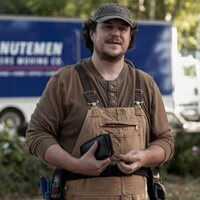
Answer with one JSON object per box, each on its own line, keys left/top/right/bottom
{"left": 90, "top": 19, "right": 131, "bottom": 61}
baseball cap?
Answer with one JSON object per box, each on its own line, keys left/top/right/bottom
{"left": 92, "top": 3, "right": 134, "bottom": 28}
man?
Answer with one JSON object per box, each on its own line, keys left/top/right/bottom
{"left": 26, "top": 3, "right": 174, "bottom": 199}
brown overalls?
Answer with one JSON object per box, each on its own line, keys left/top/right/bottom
{"left": 64, "top": 65, "right": 149, "bottom": 199}
{"left": 64, "top": 105, "right": 149, "bottom": 199}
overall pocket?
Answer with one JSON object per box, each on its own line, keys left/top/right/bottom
{"left": 98, "top": 121, "right": 144, "bottom": 160}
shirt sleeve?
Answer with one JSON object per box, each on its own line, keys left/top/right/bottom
{"left": 148, "top": 81, "right": 174, "bottom": 163}
{"left": 25, "top": 71, "right": 65, "bottom": 159}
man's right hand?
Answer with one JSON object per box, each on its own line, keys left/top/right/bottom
{"left": 44, "top": 143, "right": 110, "bottom": 176}
{"left": 76, "top": 141, "right": 111, "bottom": 176}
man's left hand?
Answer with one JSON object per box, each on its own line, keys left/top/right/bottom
{"left": 117, "top": 145, "right": 165, "bottom": 174}
{"left": 117, "top": 150, "right": 145, "bottom": 174}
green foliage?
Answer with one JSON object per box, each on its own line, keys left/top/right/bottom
{"left": 183, "top": 65, "right": 197, "bottom": 77}
{"left": 163, "top": 131, "right": 200, "bottom": 177}
{"left": 173, "top": 1, "right": 200, "bottom": 54}
{"left": 0, "top": 124, "right": 53, "bottom": 198}
{"left": 0, "top": 123, "right": 200, "bottom": 198}
{"left": 26, "top": 0, "right": 67, "bottom": 16}
{"left": 0, "top": 0, "right": 199, "bottom": 54}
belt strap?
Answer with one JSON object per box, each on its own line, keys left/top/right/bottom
{"left": 64, "top": 165, "right": 156, "bottom": 199}
{"left": 64, "top": 165, "right": 150, "bottom": 181}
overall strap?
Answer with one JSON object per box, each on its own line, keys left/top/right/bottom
{"left": 75, "top": 64, "right": 100, "bottom": 107}
{"left": 135, "top": 69, "right": 151, "bottom": 129}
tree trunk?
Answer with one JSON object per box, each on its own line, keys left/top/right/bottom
{"left": 148, "top": 0, "right": 156, "bottom": 20}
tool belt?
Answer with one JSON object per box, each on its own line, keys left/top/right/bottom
{"left": 50, "top": 165, "right": 166, "bottom": 200}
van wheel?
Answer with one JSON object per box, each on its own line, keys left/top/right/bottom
{"left": 0, "top": 108, "right": 25, "bottom": 129}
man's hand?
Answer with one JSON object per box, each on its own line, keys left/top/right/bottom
{"left": 117, "top": 145, "right": 165, "bottom": 174}
{"left": 44, "top": 142, "right": 110, "bottom": 176}
{"left": 76, "top": 141, "right": 111, "bottom": 176}
{"left": 117, "top": 150, "right": 145, "bottom": 174}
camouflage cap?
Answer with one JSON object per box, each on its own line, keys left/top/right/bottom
{"left": 92, "top": 3, "right": 134, "bottom": 28}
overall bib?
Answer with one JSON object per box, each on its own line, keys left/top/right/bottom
{"left": 64, "top": 66, "right": 149, "bottom": 200}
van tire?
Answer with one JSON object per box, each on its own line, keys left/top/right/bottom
{"left": 0, "top": 107, "right": 25, "bottom": 129}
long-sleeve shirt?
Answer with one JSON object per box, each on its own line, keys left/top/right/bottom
{"left": 26, "top": 58, "right": 174, "bottom": 162}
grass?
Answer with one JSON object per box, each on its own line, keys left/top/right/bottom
{"left": 162, "top": 174, "right": 200, "bottom": 200}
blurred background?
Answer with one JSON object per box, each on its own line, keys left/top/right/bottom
{"left": 0, "top": 0, "right": 200, "bottom": 199}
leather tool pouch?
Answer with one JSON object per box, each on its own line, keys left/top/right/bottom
{"left": 153, "top": 179, "right": 167, "bottom": 200}
{"left": 147, "top": 170, "right": 167, "bottom": 200}
{"left": 80, "top": 134, "right": 114, "bottom": 160}
{"left": 50, "top": 168, "right": 65, "bottom": 200}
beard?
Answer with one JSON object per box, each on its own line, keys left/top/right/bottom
{"left": 93, "top": 42, "right": 126, "bottom": 62}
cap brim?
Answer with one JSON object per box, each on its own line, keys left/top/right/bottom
{"left": 96, "top": 16, "right": 134, "bottom": 28}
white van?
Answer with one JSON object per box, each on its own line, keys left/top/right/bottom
{"left": 174, "top": 55, "right": 200, "bottom": 121}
